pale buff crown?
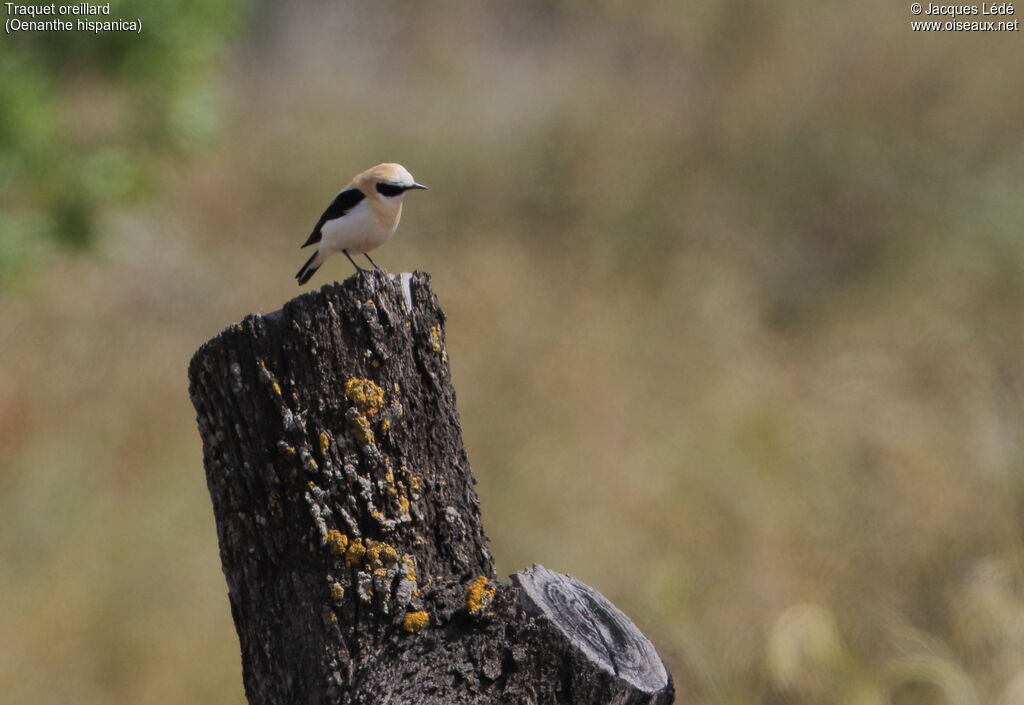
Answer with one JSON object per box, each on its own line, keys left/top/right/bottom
{"left": 352, "top": 163, "right": 418, "bottom": 193}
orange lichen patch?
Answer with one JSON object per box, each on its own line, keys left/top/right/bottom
{"left": 326, "top": 530, "right": 349, "bottom": 556}
{"left": 428, "top": 325, "right": 442, "bottom": 352}
{"left": 350, "top": 414, "right": 375, "bottom": 444}
{"left": 383, "top": 544, "right": 399, "bottom": 564}
{"left": 257, "top": 360, "right": 284, "bottom": 394}
{"left": 344, "top": 378, "right": 385, "bottom": 416}
{"left": 345, "top": 538, "right": 366, "bottom": 567}
{"left": 465, "top": 576, "right": 496, "bottom": 615}
{"left": 258, "top": 360, "right": 282, "bottom": 393}
{"left": 403, "top": 610, "right": 429, "bottom": 633}
{"left": 366, "top": 540, "right": 399, "bottom": 567}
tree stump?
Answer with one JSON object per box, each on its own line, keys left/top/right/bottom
{"left": 188, "top": 270, "right": 674, "bottom": 704}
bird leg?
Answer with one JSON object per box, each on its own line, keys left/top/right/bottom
{"left": 364, "top": 253, "right": 383, "bottom": 271}
{"left": 343, "top": 250, "right": 365, "bottom": 272}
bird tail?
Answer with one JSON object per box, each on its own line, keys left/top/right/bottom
{"left": 295, "top": 250, "right": 322, "bottom": 285}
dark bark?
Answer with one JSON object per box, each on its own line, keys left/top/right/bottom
{"left": 188, "top": 270, "right": 674, "bottom": 705}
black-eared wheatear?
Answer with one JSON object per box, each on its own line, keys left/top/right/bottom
{"left": 296, "top": 163, "right": 427, "bottom": 284}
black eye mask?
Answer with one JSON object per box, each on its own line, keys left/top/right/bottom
{"left": 376, "top": 183, "right": 406, "bottom": 197}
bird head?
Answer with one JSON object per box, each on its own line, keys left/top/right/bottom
{"left": 363, "top": 163, "right": 428, "bottom": 199}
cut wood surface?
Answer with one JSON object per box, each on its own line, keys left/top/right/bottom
{"left": 188, "top": 270, "right": 674, "bottom": 704}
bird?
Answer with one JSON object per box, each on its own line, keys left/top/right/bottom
{"left": 295, "top": 163, "right": 428, "bottom": 285}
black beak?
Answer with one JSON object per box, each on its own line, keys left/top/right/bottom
{"left": 409, "top": 183, "right": 428, "bottom": 191}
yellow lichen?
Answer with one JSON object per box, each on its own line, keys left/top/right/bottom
{"left": 272, "top": 382, "right": 282, "bottom": 395}
{"left": 380, "top": 419, "right": 391, "bottom": 431}
{"left": 319, "top": 432, "right": 330, "bottom": 453}
{"left": 365, "top": 540, "right": 399, "bottom": 567}
{"left": 330, "top": 583, "right": 345, "bottom": 600}
{"left": 429, "top": 325, "right": 442, "bottom": 352}
{"left": 326, "top": 530, "right": 349, "bottom": 556}
{"left": 465, "top": 576, "right": 496, "bottom": 615}
{"left": 351, "top": 414, "right": 375, "bottom": 444}
{"left": 402, "top": 555, "right": 417, "bottom": 583}
{"left": 397, "top": 494, "right": 411, "bottom": 516}
{"left": 344, "top": 378, "right": 385, "bottom": 416}
{"left": 384, "top": 470, "right": 394, "bottom": 484}
{"left": 283, "top": 445, "right": 296, "bottom": 455}
{"left": 345, "top": 538, "right": 366, "bottom": 567}
{"left": 403, "top": 610, "right": 429, "bottom": 633}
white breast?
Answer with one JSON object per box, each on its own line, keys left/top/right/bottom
{"left": 319, "top": 200, "right": 396, "bottom": 255}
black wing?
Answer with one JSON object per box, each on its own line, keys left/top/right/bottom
{"left": 300, "top": 188, "right": 366, "bottom": 248}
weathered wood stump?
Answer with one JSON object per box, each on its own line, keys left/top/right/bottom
{"left": 188, "top": 270, "right": 674, "bottom": 704}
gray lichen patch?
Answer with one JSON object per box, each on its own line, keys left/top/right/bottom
{"left": 304, "top": 484, "right": 333, "bottom": 540}
{"left": 300, "top": 448, "right": 318, "bottom": 473}
{"left": 229, "top": 361, "right": 244, "bottom": 392}
{"left": 395, "top": 574, "right": 417, "bottom": 608}
{"left": 356, "top": 571, "right": 374, "bottom": 603}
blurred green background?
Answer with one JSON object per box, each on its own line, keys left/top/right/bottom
{"left": 2, "top": 2, "right": 1023, "bottom": 703}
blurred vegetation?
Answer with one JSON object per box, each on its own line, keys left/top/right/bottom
{"left": 0, "top": 0, "right": 243, "bottom": 284}
{"left": 2, "top": 2, "right": 1024, "bottom": 705}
